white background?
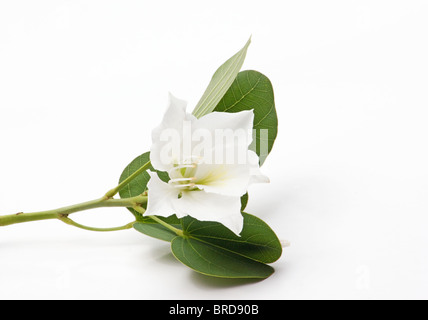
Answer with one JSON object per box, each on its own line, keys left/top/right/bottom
{"left": 0, "top": 0, "right": 427, "bottom": 300}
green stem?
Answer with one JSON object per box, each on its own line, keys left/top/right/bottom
{"left": 0, "top": 195, "right": 147, "bottom": 229}
{"left": 148, "top": 215, "right": 185, "bottom": 237}
{"left": 104, "top": 160, "right": 152, "bottom": 199}
{"left": 0, "top": 160, "right": 153, "bottom": 231}
{"left": 59, "top": 216, "right": 135, "bottom": 232}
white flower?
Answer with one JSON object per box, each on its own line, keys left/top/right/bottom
{"left": 145, "top": 93, "right": 269, "bottom": 235}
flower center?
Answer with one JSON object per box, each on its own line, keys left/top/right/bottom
{"left": 168, "top": 164, "right": 197, "bottom": 190}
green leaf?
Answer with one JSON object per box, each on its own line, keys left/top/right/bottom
{"left": 118, "top": 151, "right": 169, "bottom": 219}
{"left": 240, "top": 193, "right": 249, "bottom": 211}
{"left": 192, "top": 37, "right": 251, "bottom": 119}
{"left": 214, "top": 70, "right": 277, "bottom": 166}
{"left": 118, "top": 152, "right": 151, "bottom": 219}
{"left": 181, "top": 213, "right": 282, "bottom": 264}
{"left": 171, "top": 237, "right": 274, "bottom": 279}
{"left": 132, "top": 210, "right": 282, "bottom": 278}
{"left": 118, "top": 152, "right": 151, "bottom": 198}
{"left": 170, "top": 212, "right": 282, "bottom": 278}
{"left": 134, "top": 223, "right": 176, "bottom": 242}
{"left": 134, "top": 217, "right": 181, "bottom": 242}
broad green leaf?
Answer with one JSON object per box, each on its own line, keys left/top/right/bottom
{"left": 214, "top": 70, "right": 277, "bottom": 166}
{"left": 240, "top": 193, "right": 249, "bottom": 211}
{"left": 192, "top": 37, "right": 251, "bottom": 119}
{"left": 134, "top": 217, "right": 181, "bottom": 242}
{"left": 118, "top": 152, "right": 151, "bottom": 219}
{"left": 170, "top": 212, "right": 282, "bottom": 278}
{"left": 133, "top": 212, "right": 282, "bottom": 278}
{"left": 171, "top": 237, "right": 274, "bottom": 279}
{"left": 181, "top": 213, "right": 282, "bottom": 264}
{"left": 118, "top": 152, "right": 151, "bottom": 200}
{"left": 134, "top": 223, "right": 176, "bottom": 242}
{"left": 134, "top": 212, "right": 282, "bottom": 264}
{"left": 118, "top": 151, "right": 169, "bottom": 219}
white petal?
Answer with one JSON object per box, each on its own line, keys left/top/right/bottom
{"left": 247, "top": 150, "right": 270, "bottom": 184}
{"left": 189, "top": 111, "right": 253, "bottom": 165}
{"left": 145, "top": 172, "right": 180, "bottom": 217}
{"left": 193, "top": 161, "right": 250, "bottom": 197}
{"left": 192, "top": 149, "right": 268, "bottom": 197}
{"left": 186, "top": 111, "right": 254, "bottom": 166}
{"left": 175, "top": 190, "right": 243, "bottom": 235}
{"left": 150, "top": 93, "right": 191, "bottom": 172}
{"left": 194, "top": 110, "right": 254, "bottom": 142}
{"left": 152, "top": 93, "right": 188, "bottom": 142}
{"left": 146, "top": 173, "right": 244, "bottom": 234}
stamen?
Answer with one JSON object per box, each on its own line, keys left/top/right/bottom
{"left": 172, "top": 183, "right": 196, "bottom": 189}
{"left": 168, "top": 177, "right": 195, "bottom": 184}
{"left": 167, "top": 162, "right": 199, "bottom": 190}
{"left": 168, "top": 164, "right": 196, "bottom": 176}
{"left": 185, "top": 155, "right": 203, "bottom": 164}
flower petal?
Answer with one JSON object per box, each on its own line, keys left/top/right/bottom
{"left": 175, "top": 190, "right": 243, "bottom": 235}
{"left": 247, "top": 150, "right": 270, "bottom": 184}
{"left": 150, "top": 93, "right": 196, "bottom": 172}
{"left": 152, "top": 93, "right": 187, "bottom": 142}
{"left": 145, "top": 172, "right": 180, "bottom": 217}
{"left": 145, "top": 172, "right": 244, "bottom": 235}
{"left": 192, "top": 149, "right": 269, "bottom": 197}
{"left": 193, "top": 161, "right": 251, "bottom": 197}
{"left": 192, "top": 110, "right": 255, "bottom": 148}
